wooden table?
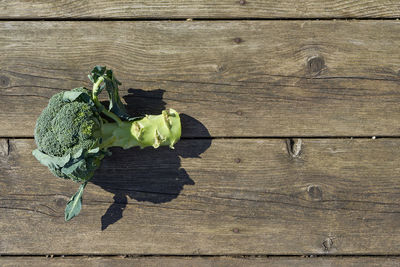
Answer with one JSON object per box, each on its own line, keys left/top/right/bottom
{"left": 0, "top": 1, "right": 399, "bottom": 266}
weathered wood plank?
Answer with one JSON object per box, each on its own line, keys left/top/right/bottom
{"left": 0, "top": 21, "right": 399, "bottom": 137}
{"left": 1, "top": 256, "right": 399, "bottom": 267}
{"left": 1, "top": 138, "right": 400, "bottom": 254}
{"left": 0, "top": 1, "right": 399, "bottom": 19}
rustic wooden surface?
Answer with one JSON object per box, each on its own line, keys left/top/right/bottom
{"left": 1, "top": 138, "right": 400, "bottom": 254}
{"left": 0, "top": 0, "right": 399, "bottom": 19}
{"left": 1, "top": 256, "right": 400, "bottom": 267}
{"left": 0, "top": 21, "right": 399, "bottom": 137}
{"left": 0, "top": 1, "right": 399, "bottom": 265}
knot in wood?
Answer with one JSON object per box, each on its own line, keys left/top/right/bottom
{"left": 0, "top": 75, "right": 10, "bottom": 87}
{"left": 307, "top": 185, "right": 322, "bottom": 201}
{"left": 0, "top": 139, "right": 9, "bottom": 157}
{"left": 322, "top": 237, "right": 334, "bottom": 251}
{"left": 55, "top": 197, "right": 65, "bottom": 207}
{"left": 286, "top": 138, "right": 302, "bottom": 158}
{"left": 216, "top": 65, "right": 226, "bottom": 73}
{"left": 307, "top": 56, "right": 325, "bottom": 73}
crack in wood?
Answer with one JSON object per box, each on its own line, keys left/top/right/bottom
{"left": 0, "top": 206, "right": 60, "bottom": 218}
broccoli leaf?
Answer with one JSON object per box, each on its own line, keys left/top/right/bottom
{"left": 88, "top": 147, "right": 100, "bottom": 154}
{"left": 61, "top": 159, "right": 86, "bottom": 175}
{"left": 33, "top": 147, "right": 104, "bottom": 183}
{"left": 88, "top": 66, "right": 106, "bottom": 95}
{"left": 103, "top": 69, "right": 131, "bottom": 120}
{"left": 63, "top": 91, "right": 83, "bottom": 102}
{"left": 63, "top": 88, "right": 97, "bottom": 112}
{"left": 32, "top": 149, "right": 70, "bottom": 168}
{"left": 65, "top": 182, "right": 87, "bottom": 221}
{"left": 88, "top": 66, "right": 135, "bottom": 121}
{"left": 72, "top": 148, "right": 84, "bottom": 159}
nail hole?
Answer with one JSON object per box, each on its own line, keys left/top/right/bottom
{"left": 233, "top": 37, "right": 242, "bottom": 44}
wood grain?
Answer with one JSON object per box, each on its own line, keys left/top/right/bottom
{"left": 0, "top": 1, "right": 398, "bottom": 19}
{"left": 1, "top": 138, "right": 400, "bottom": 254}
{"left": 1, "top": 256, "right": 399, "bottom": 267}
{"left": 0, "top": 21, "right": 399, "bottom": 137}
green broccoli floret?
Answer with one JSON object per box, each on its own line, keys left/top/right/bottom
{"left": 34, "top": 87, "right": 104, "bottom": 182}
{"left": 35, "top": 88, "right": 99, "bottom": 156}
{"left": 32, "top": 66, "right": 181, "bottom": 221}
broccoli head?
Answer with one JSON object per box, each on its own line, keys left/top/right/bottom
{"left": 35, "top": 87, "right": 101, "bottom": 157}
{"left": 32, "top": 66, "right": 181, "bottom": 221}
{"left": 33, "top": 87, "right": 106, "bottom": 182}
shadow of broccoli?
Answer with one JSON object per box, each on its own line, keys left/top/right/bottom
{"left": 91, "top": 89, "right": 211, "bottom": 230}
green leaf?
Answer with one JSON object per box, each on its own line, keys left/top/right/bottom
{"left": 63, "top": 91, "right": 83, "bottom": 102}
{"left": 72, "top": 148, "right": 84, "bottom": 159}
{"left": 88, "top": 74, "right": 94, "bottom": 83}
{"left": 104, "top": 74, "right": 132, "bottom": 121}
{"left": 87, "top": 66, "right": 133, "bottom": 121}
{"left": 32, "top": 149, "right": 70, "bottom": 168}
{"left": 78, "top": 92, "right": 96, "bottom": 107}
{"left": 65, "top": 182, "right": 87, "bottom": 221}
{"left": 61, "top": 159, "right": 86, "bottom": 175}
{"left": 88, "top": 147, "right": 100, "bottom": 154}
{"left": 89, "top": 66, "right": 107, "bottom": 96}
{"left": 90, "top": 66, "right": 106, "bottom": 80}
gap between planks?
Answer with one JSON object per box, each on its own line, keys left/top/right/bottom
{"left": 0, "top": 0, "right": 398, "bottom": 20}
{"left": 2, "top": 254, "right": 400, "bottom": 258}
{"left": 0, "top": 18, "right": 399, "bottom": 21}
{"left": 1, "top": 256, "right": 400, "bottom": 267}
{"left": 1, "top": 136, "right": 400, "bottom": 139}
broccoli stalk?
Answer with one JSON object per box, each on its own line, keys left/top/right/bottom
{"left": 90, "top": 73, "right": 180, "bottom": 150}
{"left": 100, "top": 111, "right": 181, "bottom": 150}
{"left": 32, "top": 66, "right": 181, "bottom": 221}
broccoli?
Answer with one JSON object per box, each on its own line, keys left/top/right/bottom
{"left": 32, "top": 66, "right": 181, "bottom": 221}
